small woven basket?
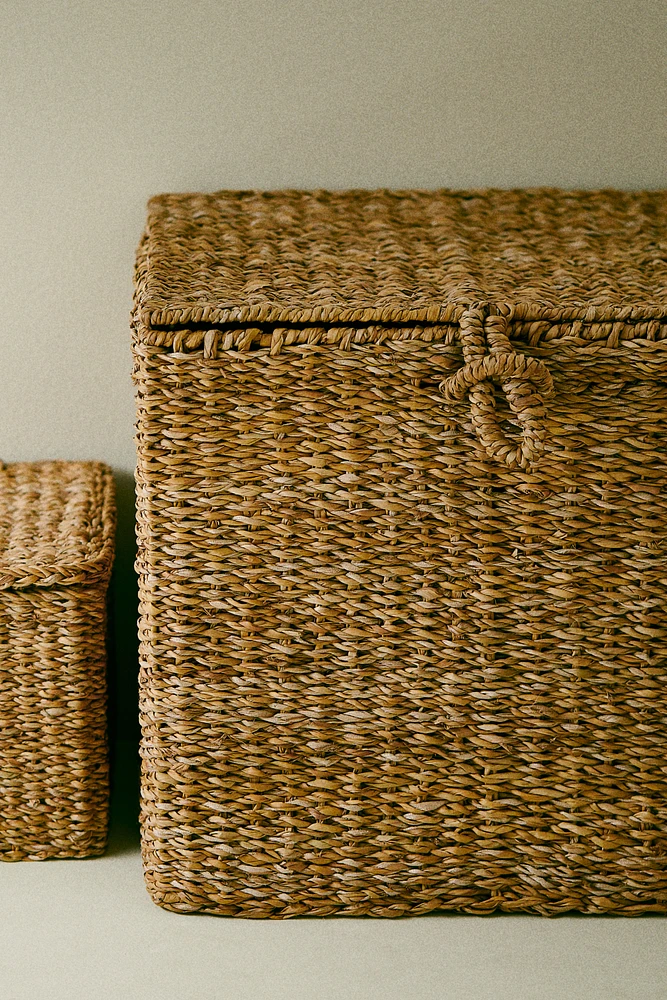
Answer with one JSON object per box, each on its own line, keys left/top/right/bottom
{"left": 0, "top": 461, "right": 115, "bottom": 860}
{"left": 133, "top": 188, "right": 667, "bottom": 916}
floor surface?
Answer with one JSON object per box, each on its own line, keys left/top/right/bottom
{"left": 2, "top": 743, "right": 666, "bottom": 1000}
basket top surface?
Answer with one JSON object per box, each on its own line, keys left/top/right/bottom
{"left": 0, "top": 462, "right": 115, "bottom": 591}
{"left": 136, "top": 188, "right": 667, "bottom": 328}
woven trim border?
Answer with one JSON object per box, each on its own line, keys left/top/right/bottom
{"left": 133, "top": 319, "right": 667, "bottom": 355}
{"left": 138, "top": 301, "right": 667, "bottom": 331}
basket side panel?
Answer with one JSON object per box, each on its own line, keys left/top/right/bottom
{"left": 134, "top": 335, "right": 667, "bottom": 916}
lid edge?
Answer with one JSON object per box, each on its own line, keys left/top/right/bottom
{"left": 138, "top": 300, "right": 667, "bottom": 332}
{"left": 0, "top": 463, "right": 116, "bottom": 593}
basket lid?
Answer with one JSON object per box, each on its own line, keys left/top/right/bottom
{"left": 0, "top": 462, "right": 115, "bottom": 591}
{"left": 135, "top": 188, "right": 667, "bottom": 330}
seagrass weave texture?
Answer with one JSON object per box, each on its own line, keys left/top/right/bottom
{"left": 0, "top": 461, "right": 115, "bottom": 860}
{"left": 134, "top": 189, "right": 667, "bottom": 916}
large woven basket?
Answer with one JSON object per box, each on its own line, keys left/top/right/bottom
{"left": 0, "top": 461, "right": 115, "bottom": 860}
{"left": 133, "top": 188, "right": 667, "bottom": 916}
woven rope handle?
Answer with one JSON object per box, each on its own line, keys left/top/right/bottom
{"left": 440, "top": 307, "right": 554, "bottom": 471}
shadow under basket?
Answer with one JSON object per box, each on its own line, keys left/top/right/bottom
{"left": 133, "top": 187, "right": 667, "bottom": 916}
{"left": 0, "top": 461, "right": 115, "bottom": 860}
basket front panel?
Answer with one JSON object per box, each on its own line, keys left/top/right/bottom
{"left": 135, "top": 336, "right": 667, "bottom": 915}
{"left": 0, "top": 585, "right": 109, "bottom": 860}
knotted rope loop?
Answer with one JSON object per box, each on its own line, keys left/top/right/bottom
{"left": 440, "top": 352, "right": 554, "bottom": 403}
{"left": 440, "top": 306, "right": 554, "bottom": 471}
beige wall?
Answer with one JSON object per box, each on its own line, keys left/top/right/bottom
{"left": 2, "top": 0, "right": 666, "bottom": 734}
{"left": 3, "top": 0, "right": 665, "bottom": 472}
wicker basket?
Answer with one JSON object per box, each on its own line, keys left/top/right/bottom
{"left": 133, "top": 189, "right": 667, "bottom": 916}
{"left": 0, "top": 461, "right": 115, "bottom": 860}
